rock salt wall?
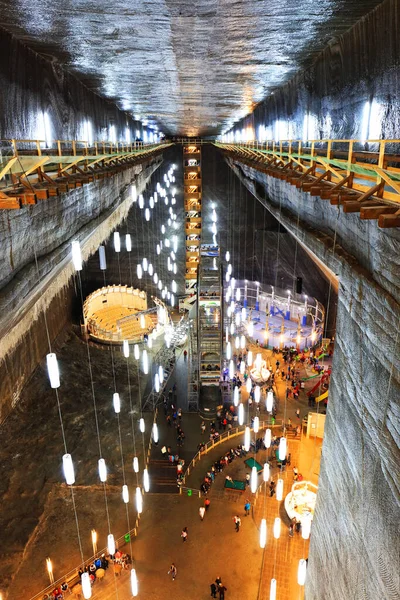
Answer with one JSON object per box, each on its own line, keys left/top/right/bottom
{"left": 226, "top": 156, "right": 400, "bottom": 600}
{"left": 0, "top": 156, "right": 162, "bottom": 423}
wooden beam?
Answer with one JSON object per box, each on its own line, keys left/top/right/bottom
{"left": 342, "top": 200, "right": 383, "bottom": 213}
{"left": 360, "top": 206, "right": 399, "bottom": 220}
{"left": 0, "top": 191, "right": 21, "bottom": 209}
{"left": 378, "top": 211, "right": 400, "bottom": 228}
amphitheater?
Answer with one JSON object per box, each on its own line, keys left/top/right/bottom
{"left": 83, "top": 285, "right": 159, "bottom": 343}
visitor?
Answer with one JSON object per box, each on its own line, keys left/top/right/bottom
{"left": 296, "top": 408, "right": 300, "bottom": 418}
{"left": 168, "top": 563, "right": 177, "bottom": 580}
{"left": 205, "top": 498, "right": 211, "bottom": 511}
{"left": 233, "top": 515, "right": 241, "bottom": 532}
{"left": 269, "top": 481, "right": 275, "bottom": 497}
{"left": 293, "top": 466, "right": 298, "bottom": 481}
{"left": 210, "top": 582, "right": 218, "bottom": 597}
{"left": 201, "top": 421, "right": 206, "bottom": 434}
{"left": 219, "top": 584, "right": 228, "bottom": 599}
{"left": 244, "top": 501, "right": 251, "bottom": 516}
{"left": 289, "top": 523, "right": 294, "bottom": 537}
{"left": 199, "top": 506, "right": 205, "bottom": 520}
{"left": 181, "top": 527, "right": 188, "bottom": 542}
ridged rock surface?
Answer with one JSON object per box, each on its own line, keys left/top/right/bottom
{"left": 226, "top": 155, "right": 400, "bottom": 600}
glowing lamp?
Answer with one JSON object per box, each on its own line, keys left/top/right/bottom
{"left": 230, "top": 322, "right": 235, "bottom": 335}
{"left": 302, "top": 515, "right": 312, "bottom": 539}
{"left": 244, "top": 426, "right": 250, "bottom": 452}
{"left": 133, "top": 456, "right": 139, "bottom": 472}
{"left": 247, "top": 351, "right": 253, "bottom": 367}
{"left": 142, "top": 257, "right": 148, "bottom": 271}
{"left": 131, "top": 184, "right": 137, "bottom": 202}
{"left": 264, "top": 429, "right": 271, "bottom": 448}
{"left": 114, "top": 232, "right": 121, "bottom": 252}
{"left": 71, "top": 240, "right": 82, "bottom": 271}
{"left": 137, "top": 264, "right": 143, "bottom": 279}
{"left": 99, "top": 245, "right": 106, "bottom": 270}
{"left": 122, "top": 484, "right": 129, "bottom": 503}
{"left": 139, "top": 418, "right": 145, "bottom": 433}
{"left": 153, "top": 423, "right": 159, "bottom": 443}
{"left": 140, "top": 314, "right": 146, "bottom": 329}
{"left": 233, "top": 387, "right": 239, "bottom": 406}
{"left": 98, "top": 458, "right": 107, "bottom": 482}
{"left": 238, "top": 403, "right": 244, "bottom": 425}
{"left": 298, "top": 559, "right": 307, "bottom": 585}
{"left": 270, "top": 579, "right": 277, "bottom": 600}
{"left": 134, "top": 344, "right": 140, "bottom": 360}
{"left": 240, "top": 360, "right": 245, "bottom": 375}
{"left": 229, "top": 360, "right": 234, "bottom": 379}
{"left": 107, "top": 533, "right": 116, "bottom": 556}
{"left": 235, "top": 336, "right": 240, "bottom": 349}
{"left": 276, "top": 478, "right": 284, "bottom": 501}
{"left": 126, "top": 234, "right": 132, "bottom": 252}
{"left": 148, "top": 263, "right": 153, "bottom": 276}
{"left": 250, "top": 466, "right": 258, "bottom": 493}
{"left": 143, "top": 468, "right": 150, "bottom": 492}
{"left": 260, "top": 518, "right": 267, "bottom": 548}
{"left": 273, "top": 517, "right": 281, "bottom": 539}
{"left": 267, "top": 391, "right": 274, "bottom": 412}
{"left": 255, "top": 353, "right": 262, "bottom": 371}
{"left": 62, "top": 453, "right": 75, "bottom": 485}
{"left": 240, "top": 335, "right": 245, "bottom": 349}
{"left": 235, "top": 288, "right": 241, "bottom": 302}
{"left": 254, "top": 416, "right": 259, "bottom": 433}
{"left": 142, "top": 350, "right": 148, "bottom": 374}
{"left": 279, "top": 437, "right": 287, "bottom": 460}
{"left": 131, "top": 568, "right": 138, "bottom": 596}
{"left": 113, "top": 393, "right": 121, "bottom": 414}
{"left": 225, "top": 251, "right": 230, "bottom": 261}
{"left": 46, "top": 353, "right": 60, "bottom": 389}
{"left": 246, "top": 378, "right": 252, "bottom": 393}
{"left": 226, "top": 342, "right": 231, "bottom": 360}
{"left": 81, "top": 572, "right": 92, "bottom": 599}
{"left": 263, "top": 462, "right": 270, "bottom": 482}
{"left": 139, "top": 195, "right": 144, "bottom": 209}
{"left": 254, "top": 385, "right": 260, "bottom": 403}
{"left": 123, "top": 340, "right": 129, "bottom": 358}
{"left": 241, "top": 307, "right": 246, "bottom": 321}
{"left": 155, "top": 374, "right": 160, "bottom": 393}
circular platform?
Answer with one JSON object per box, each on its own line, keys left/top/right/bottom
{"left": 83, "top": 285, "right": 157, "bottom": 343}
{"left": 284, "top": 481, "right": 318, "bottom": 525}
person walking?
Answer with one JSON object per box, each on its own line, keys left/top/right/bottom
{"left": 233, "top": 515, "right": 241, "bottom": 532}
{"left": 201, "top": 421, "right": 206, "bottom": 434}
{"left": 244, "top": 501, "right": 251, "bottom": 516}
{"left": 210, "top": 582, "right": 218, "bottom": 598}
{"left": 215, "top": 577, "right": 222, "bottom": 587}
{"left": 181, "top": 526, "right": 188, "bottom": 542}
{"left": 296, "top": 408, "right": 300, "bottom": 419}
{"left": 205, "top": 498, "right": 211, "bottom": 511}
{"left": 219, "top": 584, "right": 228, "bottom": 599}
{"left": 168, "top": 563, "right": 177, "bottom": 580}
{"left": 199, "top": 506, "right": 205, "bottom": 521}
{"left": 289, "top": 523, "right": 294, "bottom": 538}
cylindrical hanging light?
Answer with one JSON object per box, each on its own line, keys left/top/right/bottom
{"left": 131, "top": 568, "right": 139, "bottom": 597}
{"left": 145, "top": 208, "right": 150, "bottom": 221}
{"left": 131, "top": 184, "right": 137, "bottom": 202}
{"left": 260, "top": 518, "right": 267, "bottom": 548}
{"left": 255, "top": 353, "right": 262, "bottom": 371}
{"left": 114, "top": 232, "right": 121, "bottom": 252}
{"left": 148, "top": 263, "right": 153, "bottom": 276}
{"left": 225, "top": 250, "right": 230, "bottom": 261}
{"left": 302, "top": 516, "right": 312, "bottom": 539}
{"left": 225, "top": 326, "right": 229, "bottom": 342}
{"left": 235, "top": 287, "right": 241, "bottom": 302}
{"left": 263, "top": 462, "right": 270, "bottom": 482}
{"left": 298, "top": 559, "right": 307, "bottom": 585}
{"left": 250, "top": 466, "right": 258, "bottom": 493}
{"left": 276, "top": 478, "right": 284, "bottom": 501}
{"left": 246, "top": 377, "right": 252, "bottom": 393}
{"left": 62, "top": 453, "right": 75, "bottom": 485}
{"left": 233, "top": 387, "right": 239, "bottom": 407}
{"left": 71, "top": 240, "right": 82, "bottom": 271}
{"left": 266, "top": 391, "right": 274, "bottom": 412}
{"left": 134, "top": 344, "right": 140, "bottom": 360}
{"left": 241, "top": 307, "right": 246, "bottom": 321}
{"left": 254, "top": 385, "right": 261, "bottom": 403}
{"left": 142, "top": 257, "right": 148, "bottom": 271}
{"left": 143, "top": 468, "right": 150, "bottom": 492}
{"left": 137, "top": 264, "right": 143, "bottom": 279}
{"left": 81, "top": 572, "right": 92, "bottom": 599}
{"left": 226, "top": 341, "right": 231, "bottom": 360}
{"left": 278, "top": 437, "right": 287, "bottom": 460}
{"left": 270, "top": 579, "right": 277, "bottom": 600}
{"left": 230, "top": 322, "right": 235, "bottom": 335}
{"left": 46, "top": 353, "right": 60, "bottom": 389}
{"left": 126, "top": 234, "right": 132, "bottom": 252}
{"left": 248, "top": 321, "right": 254, "bottom": 336}
{"left": 142, "top": 349, "right": 148, "bottom": 374}
{"left": 99, "top": 245, "right": 107, "bottom": 270}
{"left": 244, "top": 426, "right": 250, "bottom": 451}
{"left": 238, "top": 403, "right": 244, "bottom": 425}
{"left": 273, "top": 517, "right": 281, "bottom": 539}
{"left": 240, "top": 335, "right": 245, "bottom": 349}
{"left": 156, "top": 244, "right": 161, "bottom": 255}
{"left": 253, "top": 416, "right": 259, "bottom": 433}
{"left": 122, "top": 484, "right": 129, "bottom": 504}
{"left": 235, "top": 335, "right": 240, "bottom": 349}
{"left": 98, "top": 458, "right": 107, "bottom": 482}
{"left": 247, "top": 351, "right": 253, "bottom": 367}
{"left": 264, "top": 429, "right": 272, "bottom": 448}
{"left": 139, "top": 418, "right": 145, "bottom": 433}
{"left": 113, "top": 392, "right": 121, "bottom": 414}
{"left": 154, "top": 373, "right": 160, "bottom": 393}
{"left": 240, "top": 360, "right": 245, "bottom": 375}
{"left": 139, "top": 195, "right": 144, "bottom": 209}
{"left": 107, "top": 533, "right": 116, "bottom": 556}
{"left": 152, "top": 423, "right": 159, "bottom": 443}
{"left": 133, "top": 456, "right": 139, "bottom": 473}
{"left": 136, "top": 486, "right": 143, "bottom": 513}
{"left": 123, "top": 340, "right": 130, "bottom": 358}
{"left": 229, "top": 360, "right": 234, "bottom": 379}
{"left": 235, "top": 312, "right": 241, "bottom": 327}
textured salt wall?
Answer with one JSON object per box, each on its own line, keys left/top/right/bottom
{"left": 232, "top": 0, "right": 400, "bottom": 142}
{"left": 0, "top": 156, "right": 162, "bottom": 422}
{"left": 226, "top": 155, "right": 400, "bottom": 600}
{"left": 0, "top": 27, "right": 143, "bottom": 141}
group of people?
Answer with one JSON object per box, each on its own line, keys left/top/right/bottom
{"left": 199, "top": 445, "right": 249, "bottom": 495}
{"left": 211, "top": 576, "right": 228, "bottom": 598}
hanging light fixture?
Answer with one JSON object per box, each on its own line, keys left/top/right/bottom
{"left": 71, "top": 240, "right": 82, "bottom": 271}
{"left": 122, "top": 484, "right": 129, "bottom": 504}
{"left": 154, "top": 373, "right": 160, "bottom": 393}
{"left": 139, "top": 195, "right": 144, "bottom": 209}
{"left": 248, "top": 321, "right": 254, "bottom": 336}
{"left": 229, "top": 360, "right": 234, "bottom": 379}
{"left": 137, "top": 264, "right": 143, "bottom": 279}
{"left": 139, "top": 418, "right": 145, "bottom": 433}
{"left": 253, "top": 416, "right": 259, "bottom": 433}
{"left": 247, "top": 351, "right": 253, "bottom": 367}
{"left": 298, "top": 559, "right": 307, "bottom": 585}
{"left": 266, "top": 391, "right": 274, "bottom": 412}
{"left": 236, "top": 287, "right": 241, "bottom": 302}
{"left": 244, "top": 426, "right": 250, "bottom": 451}
{"left": 114, "top": 232, "right": 121, "bottom": 252}
{"left": 131, "top": 568, "right": 139, "bottom": 597}
{"left": 240, "top": 335, "right": 245, "bottom": 349}
{"left": 123, "top": 340, "right": 130, "bottom": 358}
{"left": 81, "top": 572, "right": 92, "bottom": 599}
{"left": 143, "top": 468, "right": 150, "bottom": 492}
{"left": 235, "top": 312, "right": 241, "bottom": 327}
{"left": 254, "top": 385, "right": 260, "bottom": 403}
{"left": 107, "top": 533, "right": 116, "bottom": 556}
{"left": 46, "top": 353, "right": 60, "bottom": 389}
{"left": 302, "top": 516, "right": 312, "bottom": 539}
{"left": 273, "top": 517, "right": 281, "bottom": 539}
{"left": 98, "top": 458, "right": 107, "bottom": 482}
{"left": 154, "top": 273, "right": 158, "bottom": 284}
{"left": 62, "top": 453, "right": 75, "bottom": 485}
{"left": 263, "top": 462, "right": 270, "bottom": 482}
{"left": 240, "top": 360, "right": 245, "bottom": 375}
{"left": 131, "top": 184, "right": 137, "bottom": 202}
{"left": 99, "top": 245, "right": 107, "bottom": 270}
{"left": 241, "top": 307, "right": 246, "bottom": 321}
{"left": 142, "top": 257, "right": 148, "bottom": 271}
{"left": 156, "top": 244, "right": 161, "bottom": 255}
{"left": 255, "top": 353, "right": 262, "bottom": 371}
{"left": 246, "top": 377, "right": 252, "bottom": 393}
{"left": 126, "top": 234, "right": 132, "bottom": 252}
{"left": 260, "top": 518, "right": 267, "bottom": 548}
{"left": 264, "top": 429, "right": 271, "bottom": 448}
{"left": 235, "top": 336, "right": 240, "bottom": 349}
{"left": 233, "top": 387, "right": 239, "bottom": 406}
{"left": 270, "top": 579, "right": 277, "bottom": 600}
{"left": 250, "top": 466, "right": 258, "bottom": 493}
{"left": 278, "top": 437, "right": 287, "bottom": 460}
{"left": 142, "top": 350, "right": 148, "bottom": 374}
{"left": 276, "top": 478, "right": 284, "bottom": 501}
{"left": 148, "top": 263, "right": 154, "bottom": 276}
{"left": 238, "top": 403, "right": 244, "bottom": 425}
{"left": 226, "top": 341, "right": 231, "bottom": 360}
{"left": 133, "top": 457, "right": 139, "bottom": 472}
{"left": 230, "top": 322, "right": 235, "bottom": 335}
{"left": 134, "top": 344, "right": 140, "bottom": 360}
{"left": 113, "top": 392, "right": 121, "bottom": 414}
{"left": 225, "top": 251, "right": 230, "bottom": 261}
{"left": 152, "top": 423, "right": 159, "bottom": 443}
